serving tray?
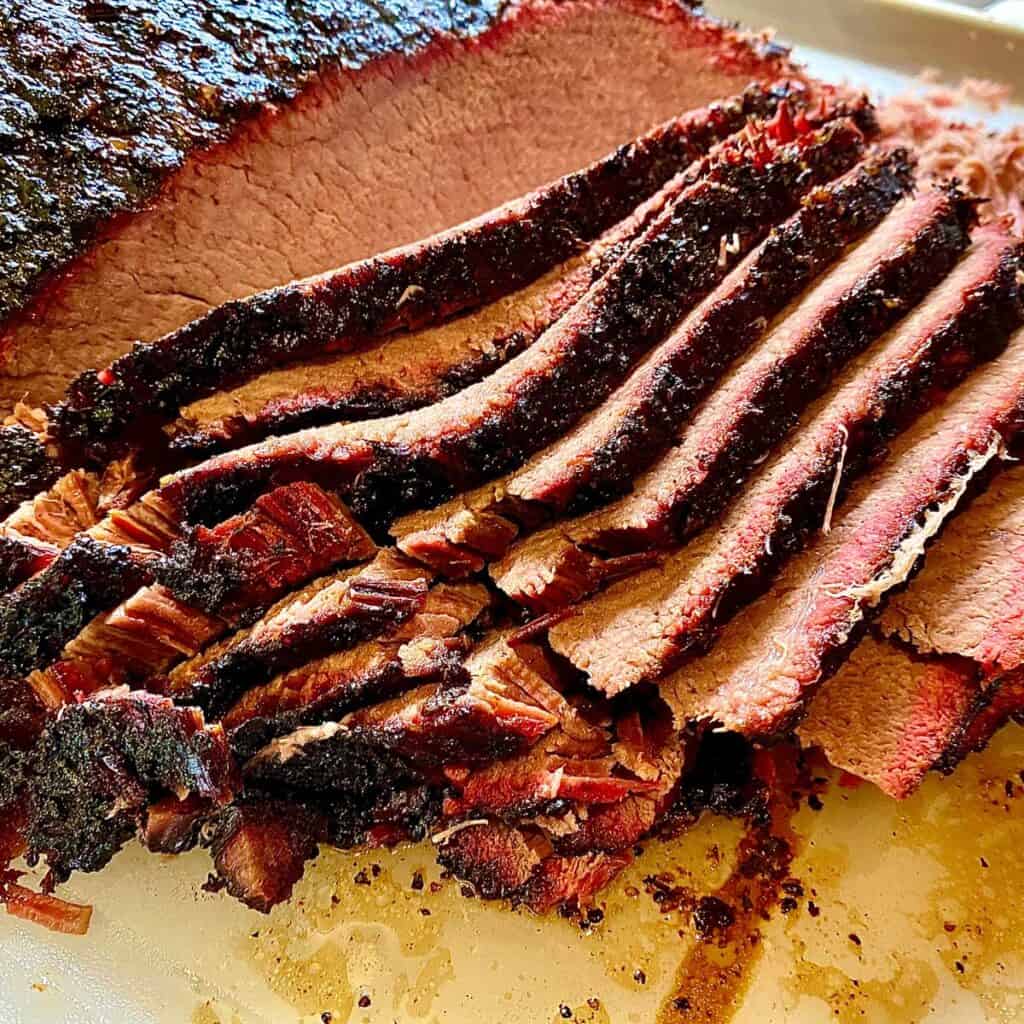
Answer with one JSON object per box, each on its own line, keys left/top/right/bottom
{"left": 2, "top": 3, "right": 1022, "bottom": 1021}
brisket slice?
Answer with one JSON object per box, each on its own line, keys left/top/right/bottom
{"left": 155, "top": 481, "right": 375, "bottom": 619}
{"left": 662, "top": 322, "right": 1024, "bottom": 739}
{"left": 202, "top": 800, "right": 323, "bottom": 914}
{"left": 166, "top": 551, "right": 431, "bottom": 716}
{"left": 223, "top": 582, "right": 490, "bottom": 759}
{"left": 801, "top": 463, "right": 1024, "bottom": 795}
{"left": 24, "top": 688, "right": 237, "bottom": 882}
{"left": 3, "top": 1, "right": 792, "bottom": 412}
{"left": 47, "top": 89, "right": 777, "bottom": 467}
{"left": 435, "top": 822, "right": 632, "bottom": 912}
{"left": 508, "top": 186, "right": 980, "bottom": 613}
{"left": 159, "top": 118, "right": 869, "bottom": 532}
{"left": 394, "top": 147, "right": 913, "bottom": 576}
{"left": 798, "top": 636, "right": 981, "bottom": 798}
{"left": 550, "top": 224, "right": 1021, "bottom": 693}
{"left": 245, "top": 637, "right": 566, "bottom": 795}
{"left": 165, "top": 257, "right": 591, "bottom": 457}
{"left": 880, "top": 463, "right": 1024, "bottom": 677}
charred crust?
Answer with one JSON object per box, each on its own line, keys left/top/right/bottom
{"left": 0, "top": 424, "right": 59, "bottom": 519}
{"left": 24, "top": 691, "right": 236, "bottom": 881}
{"left": 0, "top": 536, "right": 148, "bottom": 678}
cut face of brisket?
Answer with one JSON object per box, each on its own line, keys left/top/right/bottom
{"left": 158, "top": 117, "right": 869, "bottom": 531}
{"left": 46, "top": 89, "right": 777, "bottom": 468}
{"left": 549, "top": 223, "right": 1020, "bottom": 695}
{"left": 394, "top": 149, "right": 913, "bottom": 576}
{"left": 166, "top": 551, "right": 432, "bottom": 716}
{"left": 663, "top": 322, "right": 1024, "bottom": 738}
{"left": 24, "top": 688, "right": 237, "bottom": 882}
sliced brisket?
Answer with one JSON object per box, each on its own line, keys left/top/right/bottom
{"left": 46, "top": 88, "right": 779, "bottom": 469}
{"left": 223, "top": 582, "right": 491, "bottom": 758}
{"left": 166, "top": 551, "right": 431, "bottom": 715}
{"left": 663, "top": 321, "right": 1024, "bottom": 738}
{"left": 3, "top": 1, "right": 791, "bottom": 412}
{"left": 158, "top": 117, "right": 869, "bottom": 531}
{"left": 499, "top": 186, "right": 981, "bottom": 612}
{"left": 550, "top": 223, "right": 1020, "bottom": 694}
{"left": 395, "top": 147, "right": 913, "bottom": 576}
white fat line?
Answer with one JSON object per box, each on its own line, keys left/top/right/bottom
{"left": 430, "top": 818, "right": 490, "bottom": 846}
{"left": 822, "top": 424, "right": 850, "bottom": 536}
{"left": 825, "top": 436, "right": 1004, "bottom": 610}
{"left": 252, "top": 720, "right": 345, "bottom": 764}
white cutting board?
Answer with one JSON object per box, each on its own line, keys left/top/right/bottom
{"left": 3, "top": 4, "right": 1023, "bottom": 1022}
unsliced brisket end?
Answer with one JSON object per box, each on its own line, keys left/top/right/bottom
{"left": 223, "top": 581, "right": 490, "bottom": 759}
{"left": 798, "top": 636, "right": 981, "bottom": 799}
{"left": 156, "top": 482, "right": 375, "bottom": 619}
{"left": 663, "top": 321, "right": 1024, "bottom": 739}
{"left": 549, "top": 223, "right": 1021, "bottom": 694}
{"left": 880, "top": 464, "right": 1024, "bottom": 677}
{"left": 166, "top": 551, "right": 431, "bottom": 716}
{"left": 24, "top": 688, "right": 237, "bottom": 882}
{"left": 396, "top": 148, "right": 913, "bottom": 577}
{"left": 46, "top": 87, "right": 779, "bottom": 468}
{"left": 160, "top": 118, "right": 869, "bottom": 532}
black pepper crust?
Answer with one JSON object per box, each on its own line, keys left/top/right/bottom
{"left": 0, "top": 1, "right": 504, "bottom": 330}
{"left": 163, "top": 117, "right": 871, "bottom": 531}
{"left": 24, "top": 689, "right": 237, "bottom": 882}
{"left": 47, "top": 87, "right": 777, "bottom": 465}
{"left": 0, "top": 536, "right": 149, "bottom": 679}
{"left": 0, "top": 424, "right": 59, "bottom": 519}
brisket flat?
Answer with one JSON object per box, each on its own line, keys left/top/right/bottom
{"left": 662, "top": 321, "right": 1024, "bottom": 738}
{"left": 550, "top": 223, "right": 1020, "bottom": 694}
{"left": 395, "top": 147, "right": 912, "bottom": 576}
{"left": 3, "top": 1, "right": 791, "bottom": 413}
{"left": 158, "top": 118, "right": 869, "bottom": 531}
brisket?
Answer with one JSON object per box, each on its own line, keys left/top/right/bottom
{"left": 45, "top": 88, "right": 779, "bottom": 470}
{"left": 223, "top": 581, "right": 490, "bottom": 758}
{"left": 550, "top": 223, "right": 1021, "bottom": 693}
{"left": 166, "top": 551, "right": 431, "bottom": 715}
{"left": 395, "top": 147, "right": 914, "bottom": 576}
{"left": 158, "top": 117, "right": 869, "bottom": 531}
{"left": 435, "top": 821, "right": 632, "bottom": 911}
{"left": 798, "top": 636, "right": 981, "bottom": 798}
{"left": 24, "top": 688, "right": 237, "bottom": 882}
{"left": 156, "top": 481, "right": 375, "bottom": 619}
{"left": 499, "top": 187, "right": 981, "bottom": 611}
{"left": 801, "top": 463, "right": 1024, "bottom": 794}
{"left": 3, "top": 1, "right": 791, "bottom": 412}
{"left": 662, "top": 321, "right": 1024, "bottom": 738}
